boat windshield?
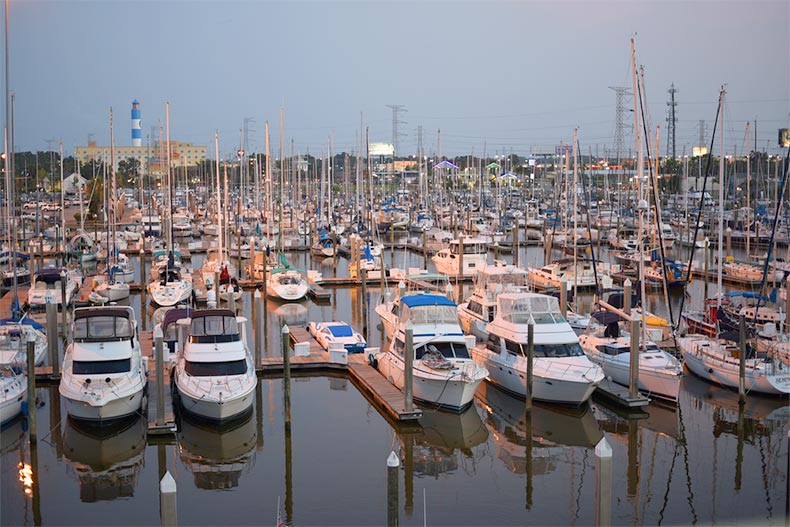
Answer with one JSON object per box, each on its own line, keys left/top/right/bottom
{"left": 73, "top": 358, "right": 131, "bottom": 374}
{"left": 401, "top": 305, "right": 458, "bottom": 325}
{"left": 416, "top": 341, "right": 470, "bottom": 360}
{"left": 277, "top": 274, "right": 303, "bottom": 285}
{"left": 190, "top": 315, "right": 240, "bottom": 343}
{"left": 499, "top": 295, "right": 565, "bottom": 324}
{"left": 73, "top": 316, "right": 133, "bottom": 342}
{"left": 184, "top": 359, "right": 247, "bottom": 376}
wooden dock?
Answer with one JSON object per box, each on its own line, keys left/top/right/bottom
{"left": 308, "top": 282, "right": 332, "bottom": 302}
{"left": 594, "top": 379, "right": 650, "bottom": 408}
{"left": 0, "top": 285, "right": 30, "bottom": 317}
{"left": 139, "top": 330, "right": 177, "bottom": 435}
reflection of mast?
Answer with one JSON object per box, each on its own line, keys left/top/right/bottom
{"left": 403, "top": 433, "right": 414, "bottom": 517}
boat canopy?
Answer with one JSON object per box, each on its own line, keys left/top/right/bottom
{"left": 73, "top": 308, "right": 134, "bottom": 342}
{"left": 34, "top": 268, "right": 66, "bottom": 283}
{"left": 189, "top": 309, "right": 240, "bottom": 344}
{"left": 0, "top": 317, "right": 44, "bottom": 330}
{"left": 497, "top": 293, "right": 564, "bottom": 324}
{"left": 399, "top": 294, "right": 458, "bottom": 326}
{"left": 162, "top": 308, "right": 193, "bottom": 341}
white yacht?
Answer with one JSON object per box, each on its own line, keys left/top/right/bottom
{"left": 27, "top": 267, "right": 80, "bottom": 308}
{"left": 677, "top": 334, "right": 790, "bottom": 396}
{"left": 372, "top": 292, "right": 488, "bottom": 411}
{"left": 432, "top": 237, "right": 489, "bottom": 277}
{"left": 579, "top": 312, "right": 682, "bottom": 402}
{"left": 0, "top": 318, "right": 48, "bottom": 368}
{"left": 148, "top": 256, "right": 193, "bottom": 307}
{"left": 0, "top": 367, "right": 26, "bottom": 425}
{"left": 59, "top": 307, "right": 148, "bottom": 422}
{"left": 174, "top": 309, "right": 257, "bottom": 421}
{"left": 458, "top": 261, "right": 529, "bottom": 341}
{"left": 470, "top": 292, "right": 604, "bottom": 406}
{"left": 527, "top": 259, "right": 597, "bottom": 290}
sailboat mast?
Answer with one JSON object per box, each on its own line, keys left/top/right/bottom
{"left": 745, "top": 121, "right": 751, "bottom": 258}
{"left": 214, "top": 131, "right": 222, "bottom": 256}
{"left": 630, "top": 39, "right": 647, "bottom": 345}
{"left": 165, "top": 101, "right": 173, "bottom": 251}
{"left": 717, "top": 90, "right": 726, "bottom": 307}
{"left": 109, "top": 107, "right": 117, "bottom": 265}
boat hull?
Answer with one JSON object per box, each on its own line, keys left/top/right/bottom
{"left": 61, "top": 388, "right": 145, "bottom": 422}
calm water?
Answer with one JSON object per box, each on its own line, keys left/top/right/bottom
{"left": 1, "top": 244, "right": 788, "bottom": 526}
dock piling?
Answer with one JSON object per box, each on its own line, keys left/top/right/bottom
{"left": 26, "top": 331, "right": 36, "bottom": 440}
{"left": 623, "top": 279, "right": 632, "bottom": 315}
{"left": 159, "top": 471, "right": 177, "bottom": 527}
{"left": 738, "top": 310, "right": 746, "bottom": 404}
{"left": 629, "top": 314, "right": 640, "bottom": 399}
{"left": 282, "top": 324, "right": 291, "bottom": 429}
{"left": 154, "top": 326, "right": 165, "bottom": 426}
{"left": 387, "top": 451, "right": 400, "bottom": 527}
{"left": 594, "top": 437, "right": 613, "bottom": 527}
{"left": 560, "top": 279, "right": 568, "bottom": 319}
{"left": 60, "top": 270, "right": 67, "bottom": 337}
{"left": 404, "top": 322, "right": 414, "bottom": 413}
{"left": 46, "top": 298, "right": 59, "bottom": 378}
{"left": 253, "top": 288, "right": 262, "bottom": 370}
{"left": 526, "top": 317, "right": 534, "bottom": 412}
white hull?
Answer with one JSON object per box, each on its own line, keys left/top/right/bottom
{"left": 149, "top": 281, "right": 193, "bottom": 307}
{"left": 176, "top": 379, "right": 255, "bottom": 421}
{"left": 376, "top": 352, "right": 485, "bottom": 411}
{"left": 0, "top": 376, "right": 26, "bottom": 425}
{"left": 266, "top": 282, "right": 309, "bottom": 301}
{"left": 61, "top": 388, "right": 145, "bottom": 422}
{"left": 589, "top": 352, "right": 680, "bottom": 401}
{"left": 96, "top": 283, "right": 131, "bottom": 302}
{"left": 471, "top": 347, "right": 600, "bottom": 405}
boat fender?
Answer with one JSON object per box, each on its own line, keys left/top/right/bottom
{"left": 21, "top": 400, "right": 28, "bottom": 416}
{"left": 708, "top": 368, "right": 714, "bottom": 374}
{"left": 367, "top": 354, "right": 378, "bottom": 369}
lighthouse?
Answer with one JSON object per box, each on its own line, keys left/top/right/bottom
{"left": 131, "top": 100, "right": 142, "bottom": 146}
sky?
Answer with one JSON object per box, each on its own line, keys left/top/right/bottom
{"left": 5, "top": 0, "right": 790, "bottom": 159}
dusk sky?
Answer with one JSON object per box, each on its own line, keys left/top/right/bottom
{"left": 7, "top": 0, "right": 790, "bottom": 159}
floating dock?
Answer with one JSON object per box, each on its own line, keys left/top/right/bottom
{"left": 594, "top": 379, "right": 650, "bottom": 408}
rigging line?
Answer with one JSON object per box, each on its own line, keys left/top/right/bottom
{"left": 751, "top": 145, "right": 790, "bottom": 323}
{"left": 574, "top": 139, "right": 601, "bottom": 300}
{"left": 676, "top": 88, "right": 724, "bottom": 326}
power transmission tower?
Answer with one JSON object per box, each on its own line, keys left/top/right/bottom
{"left": 666, "top": 83, "right": 678, "bottom": 158}
{"left": 386, "top": 104, "right": 407, "bottom": 157}
{"left": 698, "top": 120, "right": 706, "bottom": 148}
{"left": 608, "top": 87, "right": 631, "bottom": 165}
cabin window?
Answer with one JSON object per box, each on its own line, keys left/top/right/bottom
{"left": 190, "top": 315, "right": 240, "bottom": 343}
{"left": 468, "top": 300, "right": 483, "bottom": 316}
{"left": 73, "top": 358, "right": 131, "bottom": 375}
{"left": 596, "top": 345, "right": 623, "bottom": 356}
{"left": 184, "top": 359, "right": 247, "bottom": 376}
{"left": 73, "top": 316, "right": 133, "bottom": 341}
{"left": 504, "top": 338, "right": 524, "bottom": 357}
{"left": 486, "top": 333, "right": 500, "bottom": 353}
{"left": 418, "top": 341, "right": 470, "bottom": 360}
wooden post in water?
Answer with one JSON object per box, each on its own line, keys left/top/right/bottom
{"left": 253, "top": 289, "right": 262, "bottom": 369}
{"left": 60, "top": 270, "right": 67, "bottom": 339}
{"left": 404, "top": 321, "right": 414, "bottom": 413}
{"left": 389, "top": 224, "right": 395, "bottom": 268}
{"left": 422, "top": 228, "right": 427, "bottom": 270}
{"left": 629, "top": 314, "right": 640, "bottom": 399}
{"left": 560, "top": 279, "right": 568, "bottom": 319}
{"left": 512, "top": 223, "right": 519, "bottom": 267}
{"left": 282, "top": 324, "right": 291, "bottom": 429}
{"left": 786, "top": 280, "right": 790, "bottom": 335}
{"left": 249, "top": 236, "right": 255, "bottom": 280}
{"left": 154, "top": 325, "right": 165, "bottom": 426}
{"left": 738, "top": 310, "right": 746, "bottom": 404}
{"left": 704, "top": 238, "right": 710, "bottom": 300}
{"left": 262, "top": 256, "right": 268, "bottom": 355}
{"left": 387, "top": 451, "right": 400, "bottom": 527}
{"left": 361, "top": 267, "right": 368, "bottom": 339}
{"left": 458, "top": 236, "right": 464, "bottom": 289}
{"left": 594, "top": 437, "right": 613, "bottom": 527}
{"left": 493, "top": 241, "right": 499, "bottom": 262}
{"left": 213, "top": 269, "right": 220, "bottom": 306}
{"left": 526, "top": 317, "right": 534, "bottom": 412}
{"left": 46, "top": 297, "right": 59, "bottom": 378}
{"left": 159, "top": 471, "right": 177, "bottom": 527}
{"left": 26, "top": 332, "right": 36, "bottom": 440}
{"left": 726, "top": 227, "right": 732, "bottom": 258}
{"left": 623, "top": 278, "right": 632, "bottom": 315}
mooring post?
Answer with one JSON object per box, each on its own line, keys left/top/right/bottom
{"left": 726, "top": 227, "right": 732, "bottom": 258}
{"left": 422, "top": 228, "right": 427, "bottom": 270}
{"left": 360, "top": 268, "right": 367, "bottom": 339}
{"left": 458, "top": 236, "right": 464, "bottom": 290}
{"left": 159, "top": 471, "right": 177, "bottom": 527}
{"left": 526, "top": 317, "right": 534, "bottom": 412}
{"left": 739, "top": 310, "right": 746, "bottom": 405}
{"left": 560, "top": 279, "right": 568, "bottom": 319}
{"left": 513, "top": 222, "right": 519, "bottom": 267}
{"left": 594, "top": 437, "right": 613, "bottom": 527}
{"left": 387, "top": 451, "right": 400, "bottom": 527}
{"left": 282, "top": 324, "right": 291, "bottom": 429}
{"left": 623, "top": 278, "right": 632, "bottom": 315}
{"left": 253, "top": 288, "right": 262, "bottom": 370}
{"left": 629, "top": 314, "right": 640, "bottom": 399}
{"left": 228, "top": 284, "right": 236, "bottom": 313}
{"left": 704, "top": 238, "right": 710, "bottom": 300}
{"left": 404, "top": 321, "right": 414, "bottom": 413}
{"left": 45, "top": 295, "right": 59, "bottom": 378}
{"left": 60, "top": 270, "right": 67, "bottom": 338}
{"left": 213, "top": 269, "right": 220, "bottom": 306}
{"left": 249, "top": 235, "right": 256, "bottom": 280}
{"left": 26, "top": 332, "right": 37, "bottom": 441}
{"left": 154, "top": 325, "right": 165, "bottom": 426}
{"left": 493, "top": 241, "right": 499, "bottom": 262}
{"left": 332, "top": 229, "right": 338, "bottom": 273}
{"left": 262, "top": 256, "right": 268, "bottom": 355}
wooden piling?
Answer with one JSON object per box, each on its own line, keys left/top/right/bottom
{"left": 253, "top": 288, "right": 262, "bottom": 369}
{"left": 404, "top": 322, "right": 414, "bottom": 413}
{"left": 46, "top": 299, "right": 59, "bottom": 378}
{"left": 594, "top": 437, "right": 613, "bottom": 527}
{"left": 60, "top": 270, "right": 67, "bottom": 338}
{"left": 629, "top": 314, "right": 640, "bottom": 399}
{"left": 623, "top": 279, "right": 632, "bottom": 315}
{"left": 159, "top": 471, "right": 177, "bottom": 527}
{"left": 560, "top": 279, "right": 568, "bottom": 319}
{"left": 738, "top": 311, "right": 746, "bottom": 404}
{"left": 387, "top": 451, "right": 400, "bottom": 527}
{"left": 26, "top": 332, "right": 36, "bottom": 440}
{"left": 526, "top": 319, "right": 534, "bottom": 412}
{"left": 154, "top": 326, "right": 165, "bottom": 426}
{"left": 282, "top": 324, "right": 291, "bottom": 429}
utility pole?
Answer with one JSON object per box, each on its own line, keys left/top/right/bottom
{"left": 666, "top": 83, "right": 678, "bottom": 159}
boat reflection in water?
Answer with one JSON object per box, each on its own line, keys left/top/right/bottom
{"left": 407, "top": 406, "right": 489, "bottom": 478}
{"left": 62, "top": 415, "right": 146, "bottom": 502}
{"left": 177, "top": 408, "right": 257, "bottom": 490}
{"left": 1, "top": 416, "right": 25, "bottom": 455}
{"left": 475, "top": 382, "right": 602, "bottom": 474}
{"left": 274, "top": 303, "right": 309, "bottom": 326}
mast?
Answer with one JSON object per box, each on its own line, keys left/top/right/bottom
{"left": 745, "top": 121, "right": 751, "bottom": 258}
{"left": 165, "top": 101, "right": 174, "bottom": 252}
{"left": 109, "top": 107, "right": 117, "bottom": 267}
{"left": 631, "top": 38, "right": 647, "bottom": 345}
{"left": 214, "top": 131, "right": 222, "bottom": 257}
{"left": 716, "top": 90, "right": 726, "bottom": 308}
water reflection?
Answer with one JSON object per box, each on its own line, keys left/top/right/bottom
{"left": 62, "top": 416, "right": 146, "bottom": 502}
{"left": 274, "top": 303, "right": 309, "bottom": 326}
{"left": 409, "top": 407, "right": 488, "bottom": 478}
{"left": 476, "top": 382, "right": 602, "bottom": 474}
{"left": 177, "top": 410, "right": 257, "bottom": 490}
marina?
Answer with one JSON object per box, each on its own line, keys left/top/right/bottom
{"left": 2, "top": 2, "right": 789, "bottom": 525}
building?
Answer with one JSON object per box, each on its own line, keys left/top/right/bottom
{"left": 74, "top": 140, "right": 207, "bottom": 175}
{"left": 62, "top": 173, "right": 88, "bottom": 195}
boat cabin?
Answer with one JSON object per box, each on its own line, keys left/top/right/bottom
{"left": 497, "top": 294, "right": 566, "bottom": 325}
{"left": 398, "top": 294, "right": 458, "bottom": 326}
{"left": 189, "top": 309, "right": 241, "bottom": 344}
{"left": 72, "top": 307, "right": 135, "bottom": 343}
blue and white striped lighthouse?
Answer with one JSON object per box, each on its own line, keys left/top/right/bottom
{"left": 131, "top": 100, "right": 142, "bottom": 146}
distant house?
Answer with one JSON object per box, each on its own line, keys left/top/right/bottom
{"left": 63, "top": 173, "right": 88, "bottom": 196}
